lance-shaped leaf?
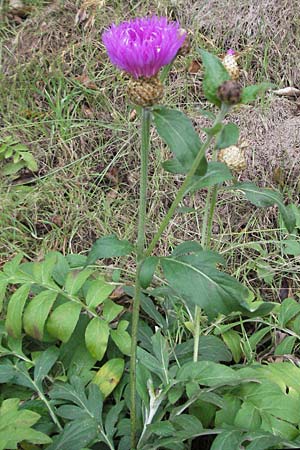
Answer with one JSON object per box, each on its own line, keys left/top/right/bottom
{"left": 216, "top": 123, "right": 239, "bottom": 149}
{"left": 199, "top": 49, "right": 230, "bottom": 106}
{"left": 233, "top": 182, "right": 296, "bottom": 233}
{"left": 85, "top": 235, "right": 134, "bottom": 266}
{"left": 47, "top": 302, "right": 82, "bottom": 343}
{"left": 153, "top": 107, "right": 207, "bottom": 176}
{"left": 161, "top": 252, "right": 251, "bottom": 320}
{"left": 23, "top": 290, "right": 58, "bottom": 340}
{"left": 5, "top": 284, "right": 31, "bottom": 338}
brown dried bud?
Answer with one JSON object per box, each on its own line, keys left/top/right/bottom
{"left": 127, "top": 76, "right": 164, "bottom": 107}
{"left": 217, "top": 80, "right": 241, "bottom": 105}
{"left": 177, "top": 29, "right": 191, "bottom": 56}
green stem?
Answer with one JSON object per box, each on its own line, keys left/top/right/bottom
{"left": 130, "top": 108, "right": 151, "bottom": 450}
{"left": 146, "top": 104, "right": 229, "bottom": 257}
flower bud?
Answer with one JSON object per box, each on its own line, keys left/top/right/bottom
{"left": 217, "top": 80, "right": 241, "bottom": 105}
{"left": 127, "top": 76, "right": 164, "bottom": 107}
{"left": 222, "top": 49, "right": 240, "bottom": 80}
{"left": 218, "top": 145, "right": 246, "bottom": 172}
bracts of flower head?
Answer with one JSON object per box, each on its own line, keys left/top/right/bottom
{"left": 102, "top": 16, "right": 186, "bottom": 106}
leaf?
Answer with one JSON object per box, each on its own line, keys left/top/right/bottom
{"left": 275, "top": 336, "right": 296, "bottom": 355}
{"left": 85, "top": 278, "right": 114, "bottom": 309}
{"left": 64, "top": 269, "right": 94, "bottom": 295}
{"left": 5, "top": 284, "right": 31, "bottom": 338}
{"left": 171, "top": 241, "right": 202, "bottom": 257}
{"left": 102, "top": 298, "right": 123, "bottom": 323}
{"left": 23, "top": 290, "right": 58, "bottom": 340}
{"left": 199, "top": 49, "right": 230, "bottom": 106}
{"left": 0, "top": 398, "right": 51, "bottom": 449}
{"left": 153, "top": 107, "right": 207, "bottom": 176}
{"left": 85, "top": 235, "right": 134, "bottom": 266}
{"left": 161, "top": 158, "right": 186, "bottom": 174}
{"left": 243, "top": 432, "right": 283, "bottom": 450}
{"left": 47, "top": 302, "right": 82, "bottom": 342}
{"left": 278, "top": 298, "right": 300, "bottom": 327}
{"left": 187, "top": 162, "right": 232, "bottom": 194}
{"left": 92, "top": 358, "right": 125, "bottom": 397}
{"left": 34, "top": 346, "right": 60, "bottom": 389}
{"left": 241, "top": 83, "right": 274, "bottom": 104}
{"left": 216, "top": 123, "right": 239, "bottom": 149}
{"left": 234, "top": 182, "right": 296, "bottom": 233}
{"left": 210, "top": 430, "right": 244, "bottom": 450}
{"left": 139, "top": 256, "right": 159, "bottom": 289}
{"left": 0, "top": 280, "right": 8, "bottom": 313}
{"left": 282, "top": 239, "right": 300, "bottom": 256}
{"left": 110, "top": 321, "right": 131, "bottom": 356}
{"left": 137, "top": 347, "right": 165, "bottom": 382}
{"left": 161, "top": 252, "right": 250, "bottom": 320}
{"left": 46, "top": 418, "right": 97, "bottom": 450}
{"left": 176, "top": 360, "right": 239, "bottom": 386}
{"left": 151, "top": 331, "right": 169, "bottom": 384}
{"left": 85, "top": 318, "right": 109, "bottom": 361}
{"left": 234, "top": 401, "right": 261, "bottom": 430}
{"left": 222, "top": 330, "right": 241, "bottom": 363}
{"left": 104, "top": 401, "right": 124, "bottom": 440}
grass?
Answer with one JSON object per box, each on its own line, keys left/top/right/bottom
{"left": 0, "top": 0, "right": 299, "bottom": 304}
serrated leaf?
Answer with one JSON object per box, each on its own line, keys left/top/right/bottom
{"left": 23, "top": 290, "right": 58, "bottom": 340}
{"left": 93, "top": 358, "right": 124, "bottom": 398}
{"left": 216, "top": 123, "right": 239, "bottom": 149}
{"left": 241, "top": 83, "right": 274, "bottom": 104}
{"left": 86, "top": 235, "right": 134, "bottom": 266}
{"left": 139, "top": 256, "right": 159, "bottom": 289}
{"left": 85, "top": 318, "right": 109, "bottom": 361}
{"left": 199, "top": 49, "right": 230, "bottom": 106}
{"left": 5, "top": 284, "right": 31, "bottom": 338}
{"left": 153, "top": 106, "right": 207, "bottom": 176}
{"left": 234, "top": 182, "right": 296, "bottom": 233}
{"left": 161, "top": 252, "right": 250, "bottom": 320}
{"left": 47, "top": 302, "right": 81, "bottom": 342}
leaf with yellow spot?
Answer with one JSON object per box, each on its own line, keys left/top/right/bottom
{"left": 92, "top": 358, "right": 124, "bottom": 398}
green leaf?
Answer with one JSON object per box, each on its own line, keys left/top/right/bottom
{"left": 282, "top": 239, "right": 300, "bottom": 256}
{"left": 102, "top": 298, "right": 123, "bottom": 322}
{"left": 19, "top": 151, "right": 38, "bottom": 171}
{"left": 104, "top": 401, "right": 125, "bottom": 440}
{"left": 210, "top": 430, "right": 244, "bottom": 450}
{"left": 234, "top": 182, "right": 296, "bottom": 233}
{"left": 199, "top": 48, "right": 230, "bottom": 106}
{"left": 34, "top": 346, "right": 59, "bottom": 388}
{"left": 176, "top": 360, "right": 239, "bottom": 386}
{"left": 222, "top": 330, "right": 242, "bottom": 363}
{"left": 5, "top": 284, "right": 31, "bottom": 338}
{"left": 187, "top": 162, "right": 232, "bottom": 194}
{"left": 234, "top": 401, "right": 261, "bottom": 430}
{"left": 137, "top": 347, "right": 165, "bottom": 382}
{"left": 85, "top": 318, "right": 109, "bottom": 361}
{"left": 0, "top": 280, "right": 8, "bottom": 313}
{"left": 151, "top": 331, "right": 169, "bottom": 384}
{"left": 216, "top": 123, "right": 239, "bottom": 149}
{"left": 85, "top": 278, "right": 114, "bottom": 309}
{"left": 248, "top": 326, "right": 271, "bottom": 350}
{"left": 243, "top": 432, "right": 283, "bottom": 450}
{"left": 93, "top": 358, "right": 125, "bottom": 398}
{"left": 47, "top": 302, "right": 81, "bottom": 342}
{"left": 241, "top": 83, "right": 274, "bottom": 104}
{"left": 0, "top": 398, "right": 51, "bottom": 449}
{"left": 64, "top": 269, "right": 94, "bottom": 295}
{"left": 23, "top": 290, "right": 58, "bottom": 340}
{"left": 86, "top": 235, "right": 134, "bottom": 266}
{"left": 161, "top": 252, "right": 250, "bottom": 320}
{"left": 110, "top": 321, "right": 131, "bottom": 356}
{"left": 46, "top": 418, "right": 97, "bottom": 450}
{"left": 274, "top": 336, "right": 297, "bottom": 355}
{"left": 139, "top": 256, "right": 159, "bottom": 289}
{"left": 153, "top": 106, "right": 207, "bottom": 176}
{"left": 278, "top": 298, "right": 300, "bottom": 327}
{"left": 2, "top": 253, "right": 24, "bottom": 277}
{"left": 161, "top": 158, "right": 186, "bottom": 174}
{"left": 1, "top": 161, "right": 26, "bottom": 175}
{"left": 171, "top": 241, "right": 202, "bottom": 257}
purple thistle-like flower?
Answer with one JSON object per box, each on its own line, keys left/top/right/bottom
{"left": 227, "top": 48, "right": 235, "bottom": 56}
{"left": 102, "top": 16, "right": 186, "bottom": 79}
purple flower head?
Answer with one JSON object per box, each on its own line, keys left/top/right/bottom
{"left": 227, "top": 48, "right": 235, "bottom": 56}
{"left": 102, "top": 16, "right": 186, "bottom": 78}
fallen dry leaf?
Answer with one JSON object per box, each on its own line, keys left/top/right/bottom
{"left": 188, "top": 60, "right": 201, "bottom": 74}
{"left": 75, "top": 74, "right": 98, "bottom": 90}
{"left": 273, "top": 87, "right": 300, "bottom": 97}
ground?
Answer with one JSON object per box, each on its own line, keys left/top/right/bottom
{"left": 0, "top": 0, "right": 299, "bottom": 301}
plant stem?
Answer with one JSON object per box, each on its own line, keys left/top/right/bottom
{"left": 130, "top": 107, "right": 151, "bottom": 450}
{"left": 145, "top": 105, "right": 229, "bottom": 257}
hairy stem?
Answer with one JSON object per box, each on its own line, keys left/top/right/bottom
{"left": 130, "top": 108, "right": 151, "bottom": 450}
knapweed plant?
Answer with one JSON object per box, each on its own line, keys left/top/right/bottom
{"left": 0, "top": 15, "right": 298, "bottom": 450}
